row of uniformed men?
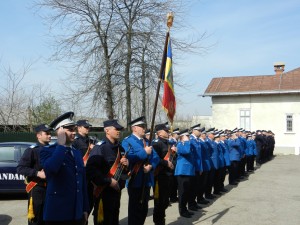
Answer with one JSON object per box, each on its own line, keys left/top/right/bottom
{"left": 16, "top": 111, "right": 271, "bottom": 225}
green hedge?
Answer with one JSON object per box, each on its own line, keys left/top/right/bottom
{"left": 0, "top": 131, "right": 132, "bottom": 142}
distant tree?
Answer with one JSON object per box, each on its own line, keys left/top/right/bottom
{"left": 31, "top": 96, "right": 62, "bottom": 125}
{"left": 0, "top": 62, "right": 31, "bottom": 132}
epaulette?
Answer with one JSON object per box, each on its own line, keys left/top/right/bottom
{"left": 123, "top": 136, "right": 129, "bottom": 140}
{"left": 29, "top": 144, "right": 38, "bottom": 149}
{"left": 45, "top": 143, "right": 57, "bottom": 148}
{"left": 96, "top": 140, "right": 105, "bottom": 146}
{"left": 75, "top": 135, "right": 79, "bottom": 139}
{"left": 152, "top": 139, "right": 159, "bottom": 143}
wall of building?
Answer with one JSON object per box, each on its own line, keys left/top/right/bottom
{"left": 211, "top": 93, "right": 300, "bottom": 155}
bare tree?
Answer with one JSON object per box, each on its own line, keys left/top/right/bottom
{"left": 0, "top": 63, "right": 32, "bottom": 131}
{"left": 36, "top": 0, "right": 207, "bottom": 124}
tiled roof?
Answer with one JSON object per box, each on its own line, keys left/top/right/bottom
{"left": 204, "top": 67, "right": 300, "bottom": 96}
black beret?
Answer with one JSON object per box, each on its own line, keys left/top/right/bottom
{"left": 50, "top": 112, "right": 76, "bottom": 130}
{"left": 76, "top": 120, "right": 92, "bottom": 127}
{"left": 103, "top": 119, "right": 124, "bottom": 130}
{"left": 34, "top": 124, "right": 53, "bottom": 133}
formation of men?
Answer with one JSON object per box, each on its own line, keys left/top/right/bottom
{"left": 17, "top": 111, "right": 276, "bottom": 225}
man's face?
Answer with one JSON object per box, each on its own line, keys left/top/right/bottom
{"left": 132, "top": 125, "right": 146, "bottom": 138}
{"left": 77, "top": 125, "right": 90, "bottom": 136}
{"left": 157, "top": 129, "right": 169, "bottom": 139}
{"left": 201, "top": 133, "right": 206, "bottom": 139}
{"left": 63, "top": 126, "right": 76, "bottom": 144}
{"left": 105, "top": 126, "right": 121, "bottom": 140}
{"left": 37, "top": 131, "right": 51, "bottom": 145}
{"left": 193, "top": 129, "right": 201, "bottom": 137}
{"left": 172, "top": 133, "right": 179, "bottom": 140}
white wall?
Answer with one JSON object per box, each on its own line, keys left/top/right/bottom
{"left": 211, "top": 94, "right": 300, "bottom": 155}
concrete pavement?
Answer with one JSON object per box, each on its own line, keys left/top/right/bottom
{"left": 117, "top": 155, "right": 300, "bottom": 225}
{"left": 1, "top": 155, "right": 299, "bottom": 225}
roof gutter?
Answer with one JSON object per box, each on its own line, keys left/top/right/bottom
{"left": 202, "top": 89, "right": 300, "bottom": 97}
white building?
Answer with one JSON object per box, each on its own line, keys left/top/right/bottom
{"left": 203, "top": 63, "right": 300, "bottom": 155}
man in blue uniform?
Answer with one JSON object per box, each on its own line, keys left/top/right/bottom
{"left": 40, "top": 112, "right": 89, "bottom": 225}
{"left": 174, "top": 129, "right": 195, "bottom": 218}
{"left": 188, "top": 124, "right": 203, "bottom": 211}
{"left": 198, "top": 128, "right": 210, "bottom": 204}
{"left": 205, "top": 128, "right": 219, "bottom": 199}
{"left": 86, "top": 119, "right": 129, "bottom": 225}
{"left": 121, "top": 116, "right": 160, "bottom": 225}
{"left": 228, "top": 130, "right": 241, "bottom": 185}
{"left": 17, "top": 124, "right": 52, "bottom": 225}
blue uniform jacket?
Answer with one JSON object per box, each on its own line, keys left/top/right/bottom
{"left": 246, "top": 139, "right": 257, "bottom": 156}
{"left": 220, "top": 141, "right": 231, "bottom": 166}
{"left": 206, "top": 138, "right": 219, "bottom": 169}
{"left": 189, "top": 135, "right": 203, "bottom": 172}
{"left": 216, "top": 142, "right": 225, "bottom": 168}
{"left": 199, "top": 139, "right": 211, "bottom": 171}
{"left": 238, "top": 136, "right": 247, "bottom": 156}
{"left": 228, "top": 139, "right": 241, "bottom": 161}
{"left": 175, "top": 141, "right": 195, "bottom": 176}
{"left": 122, "top": 134, "right": 159, "bottom": 188}
{"left": 40, "top": 144, "right": 89, "bottom": 221}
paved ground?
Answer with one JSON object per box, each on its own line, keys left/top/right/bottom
{"left": 1, "top": 155, "right": 300, "bottom": 225}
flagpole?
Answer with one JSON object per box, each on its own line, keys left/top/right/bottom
{"left": 149, "top": 12, "right": 174, "bottom": 143}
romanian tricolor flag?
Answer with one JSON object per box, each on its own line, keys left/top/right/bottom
{"left": 162, "top": 35, "right": 176, "bottom": 123}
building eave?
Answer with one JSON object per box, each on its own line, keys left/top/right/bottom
{"left": 202, "top": 90, "right": 300, "bottom": 97}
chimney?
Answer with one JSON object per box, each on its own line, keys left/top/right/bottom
{"left": 274, "top": 62, "right": 285, "bottom": 75}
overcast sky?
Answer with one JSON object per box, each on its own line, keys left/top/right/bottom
{"left": 1, "top": 0, "right": 300, "bottom": 118}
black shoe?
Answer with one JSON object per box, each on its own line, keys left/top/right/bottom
{"left": 213, "top": 192, "right": 222, "bottom": 195}
{"left": 180, "top": 211, "right": 191, "bottom": 218}
{"left": 220, "top": 188, "right": 228, "bottom": 193}
{"left": 188, "top": 211, "right": 194, "bottom": 215}
{"left": 205, "top": 194, "right": 216, "bottom": 199}
{"left": 188, "top": 206, "right": 198, "bottom": 211}
{"left": 197, "top": 199, "right": 210, "bottom": 204}
{"left": 189, "top": 204, "right": 202, "bottom": 210}
{"left": 170, "top": 197, "right": 178, "bottom": 203}
{"left": 229, "top": 182, "right": 238, "bottom": 186}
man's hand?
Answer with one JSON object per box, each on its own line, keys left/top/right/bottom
{"left": 120, "top": 157, "right": 129, "bottom": 167}
{"left": 37, "top": 169, "right": 46, "bottom": 179}
{"left": 109, "top": 178, "right": 120, "bottom": 192}
{"left": 171, "top": 145, "right": 177, "bottom": 153}
{"left": 167, "top": 160, "right": 174, "bottom": 170}
{"left": 143, "top": 164, "right": 152, "bottom": 173}
{"left": 144, "top": 146, "right": 152, "bottom": 155}
{"left": 57, "top": 127, "right": 66, "bottom": 145}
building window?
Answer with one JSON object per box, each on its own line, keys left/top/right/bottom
{"left": 286, "top": 114, "right": 293, "bottom": 132}
{"left": 240, "top": 109, "right": 250, "bottom": 130}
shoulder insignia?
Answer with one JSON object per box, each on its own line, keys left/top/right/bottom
{"left": 45, "top": 143, "right": 57, "bottom": 148}
{"left": 96, "top": 140, "right": 105, "bottom": 146}
{"left": 123, "top": 136, "right": 129, "bottom": 140}
{"left": 153, "top": 139, "right": 159, "bottom": 142}
{"left": 29, "top": 144, "right": 38, "bottom": 148}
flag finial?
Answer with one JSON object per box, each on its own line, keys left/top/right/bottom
{"left": 167, "top": 12, "right": 174, "bottom": 28}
